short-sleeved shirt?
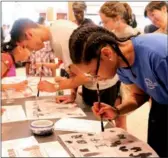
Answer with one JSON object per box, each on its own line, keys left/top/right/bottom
{"left": 117, "top": 33, "right": 168, "bottom": 104}
{"left": 50, "top": 20, "right": 78, "bottom": 68}
{"left": 28, "top": 41, "right": 55, "bottom": 77}
{"left": 1, "top": 53, "right": 16, "bottom": 78}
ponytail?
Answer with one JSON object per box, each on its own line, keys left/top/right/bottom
{"left": 1, "top": 40, "right": 17, "bottom": 53}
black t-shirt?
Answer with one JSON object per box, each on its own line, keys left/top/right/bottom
{"left": 144, "top": 24, "right": 158, "bottom": 33}
{"left": 80, "top": 18, "right": 94, "bottom": 26}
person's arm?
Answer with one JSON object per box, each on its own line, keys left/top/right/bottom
{"left": 38, "top": 74, "right": 91, "bottom": 92}
{"left": 2, "top": 80, "right": 28, "bottom": 91}
{"left": 116, "top": 83, "right": 148, "bottom": 115}
{"left": 38, "top": 64, "right": 92, "bottom": 92}
{"left": 92, "top": 83, "right": 149, "bottom": 120}
{"left": 57, "top": 74, "right": 91, "bottom": 90}
{"left": 55, "top": 88, "right": 78, "bottom": 103}
{"left": 25, "top": 62, "right": 30, "bottom": 76}
{"left": 50, "top": 59, "right": 56, "bottom": 77}
{"left": 1, "top": 62, "right": 8, "bottom": 77}
{"left": 1, "top": 53, "right": 13, "bottom": 77}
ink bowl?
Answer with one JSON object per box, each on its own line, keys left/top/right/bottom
{"left": 30, "top": 120, "right": 54, "bottom": 136}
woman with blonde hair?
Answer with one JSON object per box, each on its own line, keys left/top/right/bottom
{"left": 97, "top": 2, "right": 140, "bottom": 130}
{"left": 99, "top": 2, "right": 139, "bottom": 38}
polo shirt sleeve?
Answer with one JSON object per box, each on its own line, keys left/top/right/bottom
{"left": 117, "top": 69, "right": 133, "bottom": 84}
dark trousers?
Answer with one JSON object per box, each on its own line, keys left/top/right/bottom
{"left": 148, "top": 99, "right": 168, "bottom": 157}
{"left": 82, "top": 81, "right": 120, "bottom": 107}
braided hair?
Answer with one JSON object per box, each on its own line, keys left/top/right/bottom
{"left": 69, "top": 25, "right": 139, "bottom": 77}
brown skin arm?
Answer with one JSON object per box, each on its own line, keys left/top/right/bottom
{"left": 25, "top": 62, "right": 30, "bottom": 76}
{"left": 117, "top": 83, "right": 149, "bottom": 115}
{"left": 50, "top": 59, "right": 56, "bottom": 77}
{"left": 1, "top": 62, "right": 8, "bottom": 77}
{"left": 2, "top": 80, "right": 28, "bottom": 91}
{"left": 58, "top": 74, "right": 91, "bottom": 90}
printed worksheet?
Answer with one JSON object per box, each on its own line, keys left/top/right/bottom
{"left": 2, "top": 138, "right": 70, "bottom": 157}
{"left": 40, "top": 141, "right": 70, "bottom": 157}
{"left": 2, "top": 105, "right": 27, "bottom": 123}
{"left": 59, "top": 128, "right": 159, "bottom": 157}
{"left": 2, "top": 136, "right": 38, "bottom": 157}
{"left": 25, "top": 99, "right": 86, "bottom": 120}
{"left": 55, "top": 118, "right": 108, "bottom": 133}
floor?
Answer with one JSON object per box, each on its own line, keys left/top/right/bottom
{"left": 16, "top": 67, "right": 149, "bottom": 142}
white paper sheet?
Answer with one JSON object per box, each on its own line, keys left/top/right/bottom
{"left": 2, "top": 137, "right": 70, "bottom": 157}
{"left": 25, "top": 99, "right": 86, "bottom": 120}
{"left": 2, "top": 76, "right": 61, "bottom": 99}
{"left": 2, "top": 136, "right": 39, "bottom": 157}
{"left": 59, "top": 128, "right": 159, "bottom": 157}
{"left": 55, "top": 118, "right": 108, "bottom": 133}
{"left": 2, "top": 105, "right": 27, "bottom": 123}
{"left": 40, "top": 141, "right": 70, "bottom": 157}
{"left": 2, "top": 137, "right": 44, "bottom": 157}
{"left": 2, "top": 76, "right": 27, "bottom": 84}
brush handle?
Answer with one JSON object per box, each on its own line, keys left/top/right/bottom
{"left": 101, "top": 117, "right": 104, "bottom": 132}
{"left": 37, "top": 65, "right": 43, "bottom": 97}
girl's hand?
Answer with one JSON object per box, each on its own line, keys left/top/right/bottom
{"left": 38, "top": 80, "right": 56, "bottom": 92}
{"left": 92, "top": 102, "right": 118, "bottom": 120}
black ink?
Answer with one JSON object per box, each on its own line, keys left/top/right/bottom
{"left": 88, "top": 133, "right": 94, "bottom": 136}
{"left": 71, "top": 134, "right": 83, "bottom": 139}
{"left": 76, "top": 140, "right": 87, "bottom": 144}
{"left": 80, "top": 148, "right": 89, "bottom": 152}
{"left": 119, "top": 146, "right": 129, "bottom": 152}
{"left": 65, "top": 140, "right": 73, "bottom": 144}
{"left": 110, "top": 140, "right": 121, "bottom": 147}
{"left": 129, "top": 152, "right": 152, "bottom": 158}
{"left": 84, "top": 152, "right": 100, "bottom": 157}
{"left": 117, "top": 134, "right": 126, "bottom": 139}
{"left": 131, "top": 147, "right": 142, "bottom": 152}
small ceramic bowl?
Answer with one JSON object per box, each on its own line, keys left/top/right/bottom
{"left": 30, "top": 120, "right": 54, "bottom": 136}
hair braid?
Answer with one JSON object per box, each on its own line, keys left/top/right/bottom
{"left": 69, "top": 25, "right": 139, "bottom": 77}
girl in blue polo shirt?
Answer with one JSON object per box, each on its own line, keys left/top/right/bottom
{"left": 68, "top": 25, "right": 168, "bottom": 157}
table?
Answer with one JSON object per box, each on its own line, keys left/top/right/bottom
{"left": 2, "top": 95, "right": 111, "bottom": 157}
{"left": 1, "top": 76, "right": 159, "bottom": 157}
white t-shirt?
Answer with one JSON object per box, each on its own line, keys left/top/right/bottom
{"left": 84, "top": 74, "right": 119, "bottom": 90}
{"left": 49, "top": 20, "right": 78, "bottom": 68}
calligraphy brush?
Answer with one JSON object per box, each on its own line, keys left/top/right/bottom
{"left": 96, "top": 82, "right": 104, "bottom": 132}
{"left": 37, "top": 64, "right": 43, "bottom": 97}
